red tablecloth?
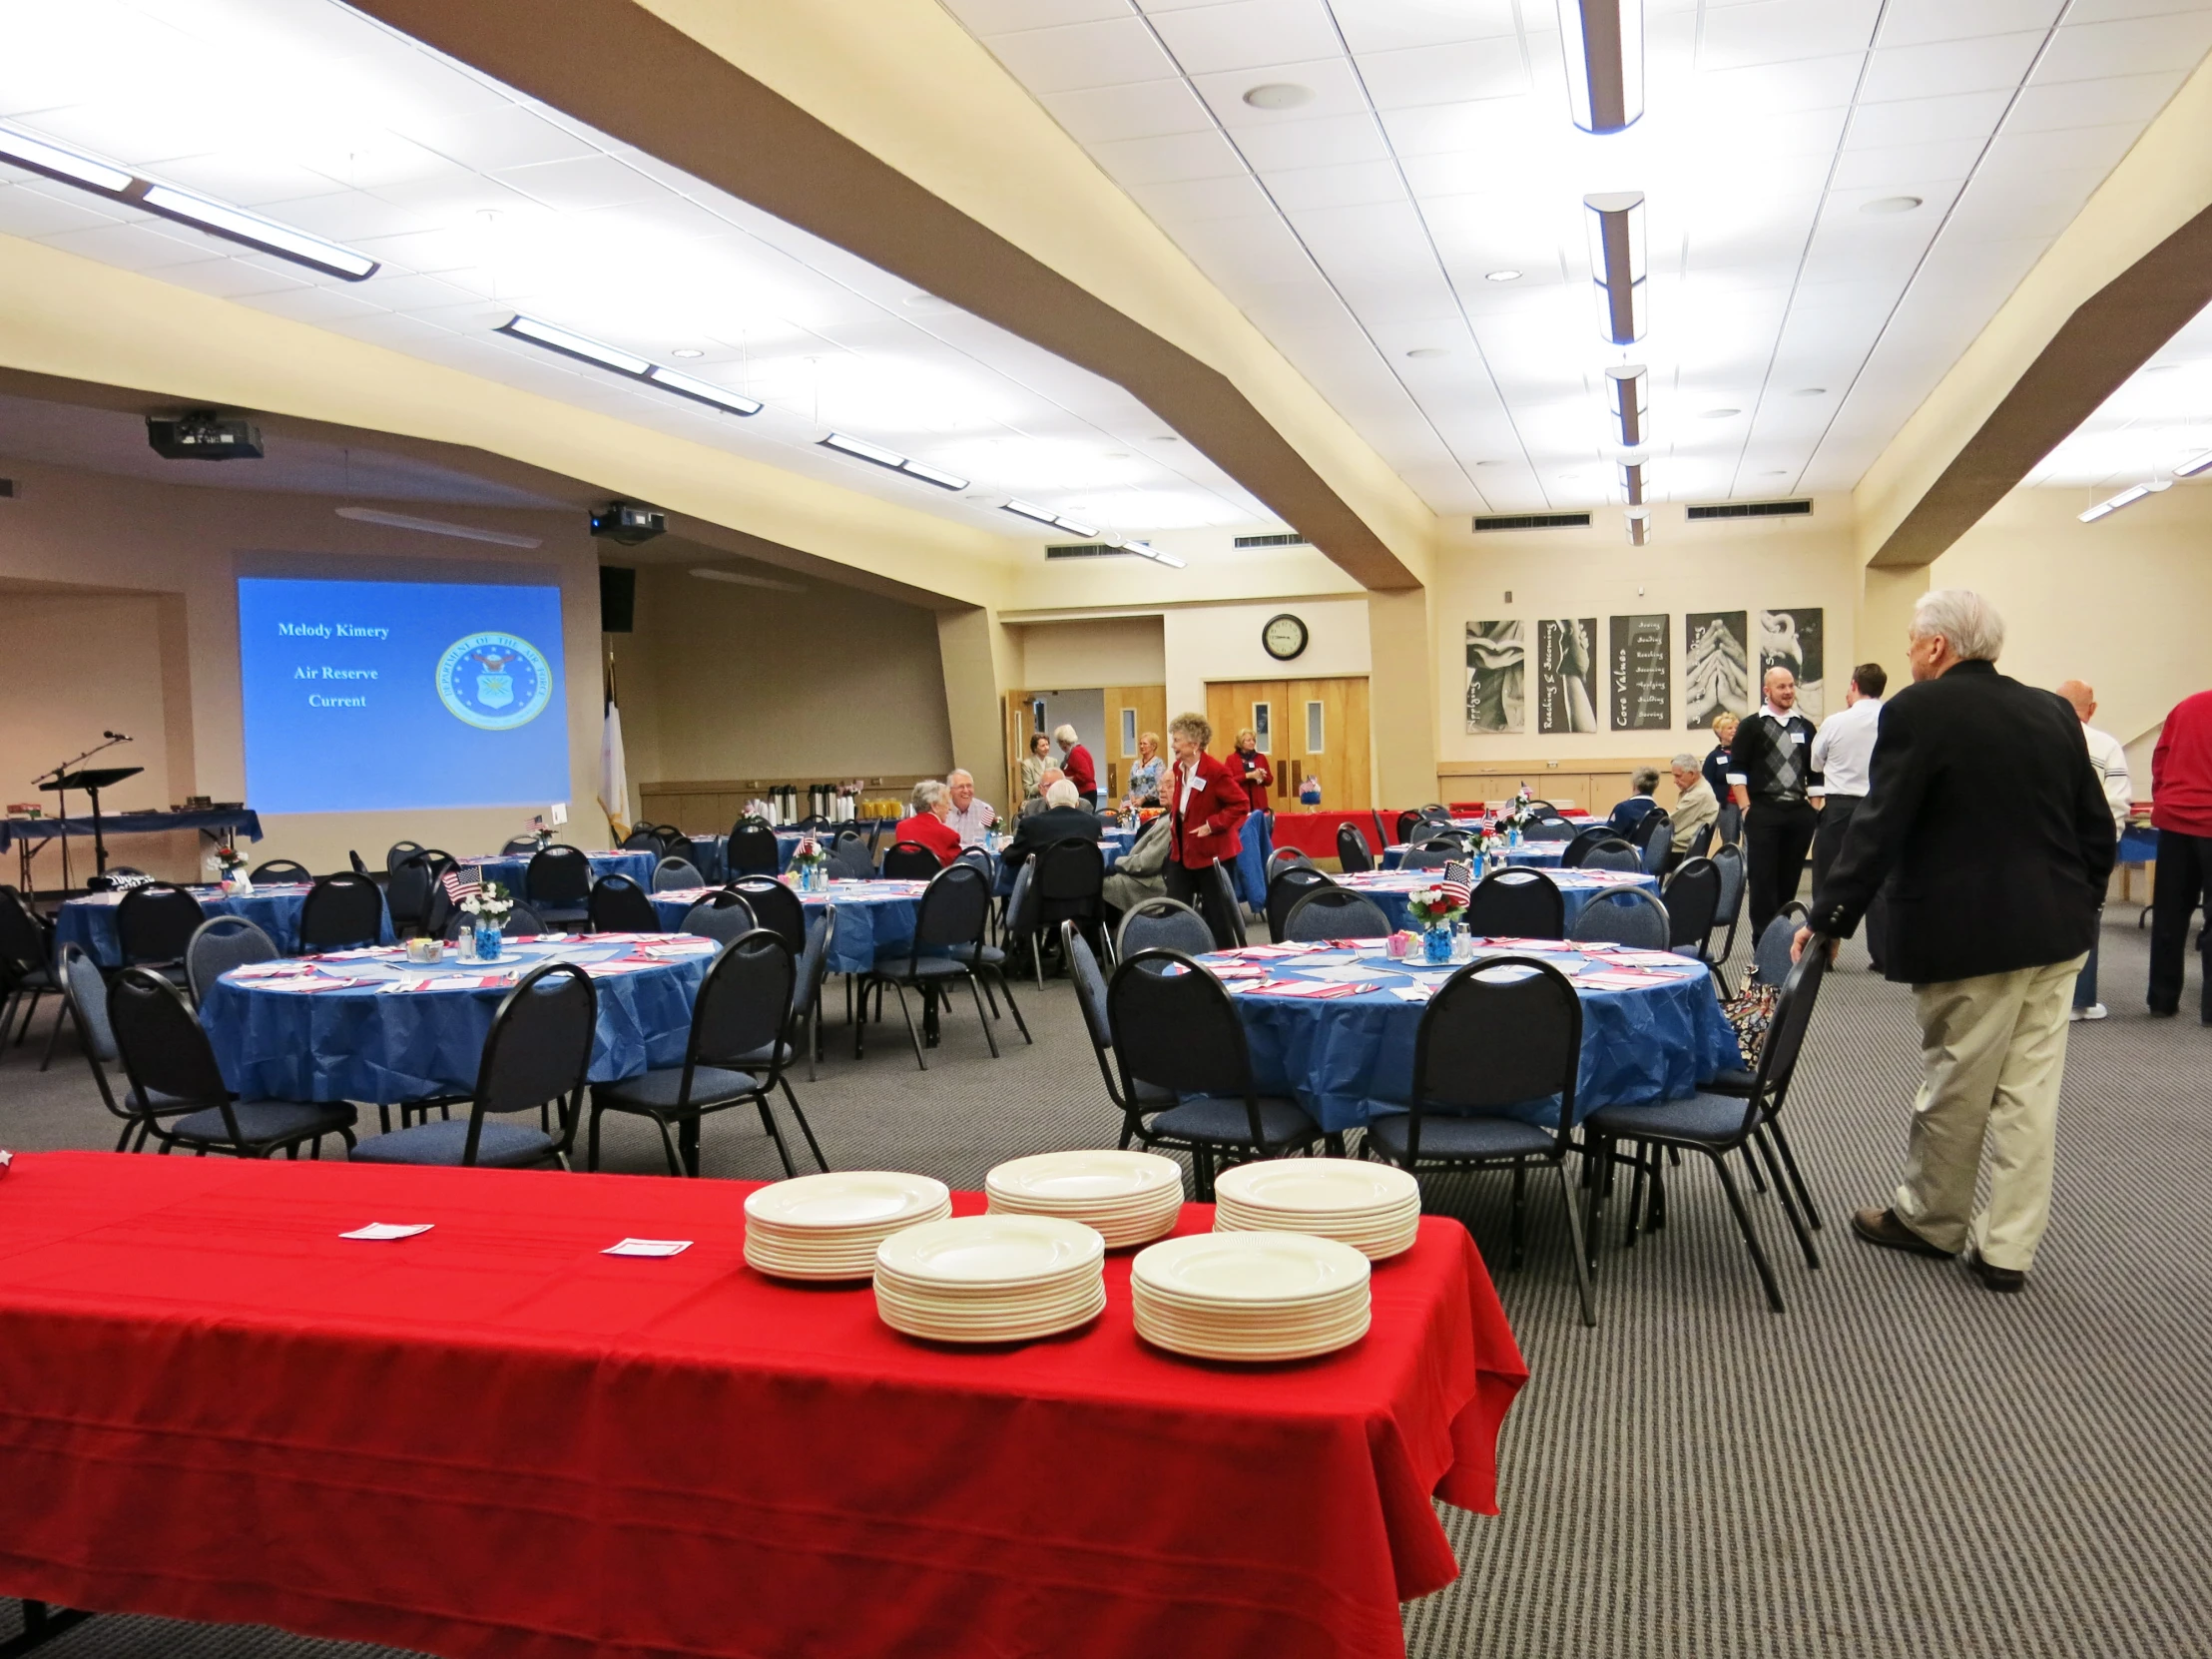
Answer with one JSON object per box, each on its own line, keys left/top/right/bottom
{"left": 1272, "top": 810, "right": 1397, "bottom": 858}
{"left": 0, "top": 1153, "right": 1525, "bottom": 1659}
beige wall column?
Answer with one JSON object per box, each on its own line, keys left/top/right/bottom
{"left": 936, "top": 606, "right": 1018, "bottom": 797}
{"left": 1857, "top": 566, "right": 1929, "bottom": 682}
{"left": 1367, "top": 588, "right": 1437, "bottom": 808}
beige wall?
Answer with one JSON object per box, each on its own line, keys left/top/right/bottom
{"left": 0, "top": 591, "right": 175, "bottom": 844}
{"left": 1012, "top": 616, "right": 1166, "bottom": 688}
{"left": 0, "top": 458, "right": 605, "bottom": 886}
{"left": 1161, "top": 597, "right": 1373, "bottom": 720}
{"left": 615, "top": 564, "right": 954, "bottom": 797}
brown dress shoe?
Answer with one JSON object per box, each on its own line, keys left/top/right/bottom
{"left": 1965, "top": 1250, "right": 2026, "bottom": 1293}
{"left": 1850, "top": 1207, "right": 1953, "bottom": 1259}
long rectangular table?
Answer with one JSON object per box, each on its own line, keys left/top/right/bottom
{"left": 0, "top": 1153, "right": 1525, "bottom": 1659}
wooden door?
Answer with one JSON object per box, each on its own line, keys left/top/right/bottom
{"left": 1003, "top": 691, "right": 1038, "bottom": 812}
{"left": 1205, "top": 677, "right": 1372, "bottom": 811}
{"left": 1102, "top": 683, "right": 1167, "bottom": 800}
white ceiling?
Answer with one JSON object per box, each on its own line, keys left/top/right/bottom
{"left": 0, "top": 0, "right": 1274, "bottom": 545}
{"left": 2027, "top": 293, "right": 2212, "bottom": 491}
{"left": 946, "top": 0, "right": 2212, "bottom": 516}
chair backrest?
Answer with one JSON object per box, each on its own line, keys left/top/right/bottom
{"left": 1034, "top": 838, "right": 1105, "bottom": 903}
{"left": 793, "top": 908, "right": 834, "bottom": 1020}
{"left": 443, "top": 901, "right": 548, "bottom": 941}
{"left": 1627, "top": 806, "right": 1670, "bottom": 848}
{"left": 1400, "top": 843, "right": 1456, "bottom": 870}
{"left": 913, "top": 860, "right": 992, "bottom": 950}
{"left": 1336, "top": 823, "right": 1375, "bottom": 872}
{"left": 1416, "top": 805, "right": 1451, "bottom": 823}
{"left": 653, "top": 856, "right": 705, "bottom": 891}
{"left": 500, "top": 834, "right": 544, "bottom": 855}
{"left": 1522, "top": 818, "right": 1576, "bottom": 843}
{"left": 1005, "top": 858, "right": 1039, "bottom": 940}
{"left": 1662, "top": 858, "right": 1722, "bottom": 955}
{"left": 1394, "top": 810, "right": 1421, "bottom": 844}
{"left": 1716, "top": 801, "right": 1743, "bottom": 846}
{"left": 1116, "top": 897, "right": 1215, "bottom": 959}
{"left": 1282, "top": 887, "right": 1392, "bottom": 942}
{"left": 589, "top": 873, "right": 660, "bottom": 933}
{"left": 298, "top": 871, "right": 385, "bottom": 951}
{"left": 1638, "top": 819, "right": 1674, "bottom": 874}
{"left": 1407, "top": 957, "right": 1582, "bottom": 1159}
{"left": 621, "top": 828, "right": 668, "bottom": 855}
{"left": 116, "top": 883, "right": 206, "bottom": 965}
{"left": 1107, "top": 950, "right": 1260, "bottom": 1130}
{"left": 386, "top": 849, "right": 452, "bottom": 930}
{"left": 109, "top": 967, "right": 232, "bottom": 1117}
{"left": 1568, "top": 886, "right": 1671, "bottom": 948}
{"left": 1265, "top": 846, "right": 1314, "bottom": 881}
{"left": 1208, "top": 861, "right": 1249, "bottom": 946}
{"left": 1265, "top": 864, "right": 1335, "bottom": 941}
{"left": 1580, "top": 839, "right": 1643, "bottom": 873}
{"left": 1753, "top": 909, "right": 1804, "bottom": 987}
{"left": 829, "top": 830, "right": 874, "bottom": 880}
{"left": 526, "top": 844, "right": 592, "bottom": 905}
{"left": 1710, "top": 842, "right": 1746, "bottom": 928}
{"left": 881, "top": 840, "right": 943, "bottom": 880}
{"left": 682, "top": 890, "right": 759, "bottom": 945}
{"left": 348, "top": 849, "right": 374, "bottom": 879}
{"left": 727, "top": 822, "right": 782, "bottom": 876}
{"left": 688, "top": 930, "right": 796, "bottom": 1080}
{"left": 0, "top": 885, "right": 46, "bottom": 979}
{"left": 60, "top": 943, "right": 118, "bottom": 1068}
{"left": 663, "top": 834, "right": 697, "bottom": 867}
{"left": 729, "top": 876, "right": 808, "bottom": 954}
{"left": 1061, "top": 920, "right": 1130, "bottom": 1117}
{"left": 1465, "top": 868, "right": 1564, "bottom": 938}
{"left": 186, "top": 915, "right": 276, "bottom": 1004}
{"left": 1751, "top": 937, "right": 1832, "bottom": 1109}
{"left": 383, "top": 840, "right": 426, "bottom": 876}
{"left": 464, "top": 961, "right": 597, "bottom": 1161}
{"left": 1681, "top": 820, "right": 1715, "bottom": 860}
{"left": 1559, "top": 826, "right": 1612, "bottom": 867}
{"left": 249, "top": 858, "right": 312, "bottom": 884}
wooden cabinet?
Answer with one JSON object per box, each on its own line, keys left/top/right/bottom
{"left": 1205, "top": 677, "right": 1372, "bottom": 810}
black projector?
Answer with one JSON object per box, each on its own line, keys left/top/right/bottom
{"left": 147, "top": 411, "right": 264, "bottom": 461}
{"left": 591, "top": 501, "right": 666, "bottom": 545}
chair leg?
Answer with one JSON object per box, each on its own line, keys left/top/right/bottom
{"left": 1707, "top": 1150, "right": 1785, "bottom": 1313}
{"left": 780, "top": 1076, "right": 830, "bottom": 1172}
{"left": 1623, "top": 1142, "right": 1648, "bottom": 1249}
{"left": 965, "top": 972, "right": 1000, "bottom": 1059}
{"left": 754, "top": 1096, "right": 797, "bottom": 1179}
{"left": 648, "top": 1111, "right": 684, "bottom": 1178}
{"left": 38, "top": 992, "right": 72, "bottom": 1070}
{"left": 890, "top": 984, "right": 926, "bottom": 1070}
{"left": 1765, "top": 1119, "right": 1824, "bottom": 1230}
{"left": 587, "top": 1104, "right": 604, "bottom": 1171}
{"left": 1741, "top": 1141, "right": 1768, "bottom": 1194}
{"left": 1753, "top": 1127, "right": 1820, "bottom": 1270}
{"left": 852, "top": 978, "right": 869, "bottom": 1059}
{"left": 1509, "top": 1159, "right": 1527, "bottom": 1270}
{"left": 1555, "top": 1159, "right": 1597, "bottom": 1328}
{"left": 975, "top": 969, "right": 1000, "bottom": 1019}
{"left": 806, "top": 1005, "right": 821, "bottom": 1082}
{"left": 993, "top": 968, "right": 1032, "bottom": 1043}
{"left": 1031, "top": 930, "right": 1045, "bottom": 991}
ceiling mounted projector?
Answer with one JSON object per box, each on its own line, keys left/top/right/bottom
{"left": 147, "top": 410, "right": 263, "bottom": 461}
{"left": 590, "top": 501, "right": 666, "bottom": 545}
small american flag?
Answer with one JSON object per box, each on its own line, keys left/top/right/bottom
{"left": 440, "top": 865, "right": 482, "bottom": 902}
{"left": 1436, "top": 858, "right": 1474, "bottom": 909}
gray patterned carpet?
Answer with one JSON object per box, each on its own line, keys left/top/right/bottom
{"left": 1, "top": 912, "right": 2207, "bottom": 1658}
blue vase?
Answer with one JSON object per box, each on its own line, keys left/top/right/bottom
{"left": 1421, "top": 923, "right": 1453, "bottom": 964}
{"left": 475, "top": 923, "right": 503, "bottom": 961}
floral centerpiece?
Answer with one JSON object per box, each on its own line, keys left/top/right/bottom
{"left": 214, "top": 841, "right": 249, "bottom": 891}
{"left": 1480, "top": 830, "right": 1509, "bottom": 870}
{"left": 1402, "top": 859, "right": 1475, "bottom": 964}
{"left": 1490, "top": 785, "right": 1539, "bottom": 842}
{"left": 460, "top": 879, "right": 516, "bottom": 959}
{"left": 788, "top": 833, "right": 830, "bottom": 892}
{"left": 526, "top": 814, "right": 552, "bottom": 850}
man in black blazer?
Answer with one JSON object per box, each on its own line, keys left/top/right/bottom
{"left": 1003, "top": 779, "right": 1104, "bottom": 870}
{"left": 1800, "top": 590, "right": 2114, "bottom": 1294}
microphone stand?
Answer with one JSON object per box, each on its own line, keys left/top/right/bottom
{"left": 35, "top": 734, "right": 131, "bottom": 890}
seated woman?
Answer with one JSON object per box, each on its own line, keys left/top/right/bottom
{"left": 1607, "top": 766, "right": 1663, "bottom": 834}
{"left": 892, "top": 780, "right": 963, "bottom": 865}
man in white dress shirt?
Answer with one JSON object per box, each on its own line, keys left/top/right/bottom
{"left": 1811, "top": 662, "right": 1889, "bottom": 968}
{"left": 2056, "top": 681, "right": 2131, "bottom": 1021}
{"left": 942, "top": 770, "right": 997, "bottom": 846}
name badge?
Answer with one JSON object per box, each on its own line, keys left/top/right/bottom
{"left": 1791, "top": 732, "right": 1806, "bottom": 745}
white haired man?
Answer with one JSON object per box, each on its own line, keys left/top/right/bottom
{"left": 1667, "top": 755, "right": 1719, "bottom": 851}
{"left": 943, "top": 769, "right": 997, "bottom": 847}
{"left": 1801, "top": 590, "right": 2115, "bottom": 1293}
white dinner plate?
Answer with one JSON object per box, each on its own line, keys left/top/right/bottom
{"left": 985, "top": 1150, "right": 1182, "bottom": 1205}
{"left": 876, "top": 1214, "right": 1105, "bottom": 1287}
{"left": 744, "top": 1172, "right": 950, "bottom": 1233}
{"left": 1132, "top": 1232, "right": 1371, "bottom": 1305}
{"left": 1135, "top": 1306, "right": 1371, "bottom": 1363}
{"left": 1212, "top": 1158, "right": 1418, "bottom": 1216}
{"left": 879, "top": 1281, "right": 1108, "bottom": 1344}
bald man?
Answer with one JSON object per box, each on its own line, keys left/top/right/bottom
{"left": 1733, "top": 665, "right": 1822, "bottom": 940}
{"left": 2055, "top": 680, "right": 2131, "bottom": 1021}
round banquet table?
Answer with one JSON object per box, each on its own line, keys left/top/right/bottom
{"left": 1201, "top": 938, "right": 1743, "bottom": 1132}
{"left": 198, "top": 933, "right": 717, "bottom": 1106}
{"left": 1382, "top": 842, "right": 1566, "bottom": 871}
{"left": 1337, "top": 867, "right": 1658, "bottom": 933}
{"left": 650, "top": 879, "right": 928, "bottom": 973}
{"left": 462, "top": 848, "right": 659, "bottom": 895}
{"left": 54, "top": 883, "right": 394, "bottom": 968}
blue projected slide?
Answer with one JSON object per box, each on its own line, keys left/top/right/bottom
{"left": 238, "top": 577, "right": 570, "bottom": 814}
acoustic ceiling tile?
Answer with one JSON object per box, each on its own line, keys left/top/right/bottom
{"left": 2041, "top": 10, "right": 2212, "bottom": 81}
{"left": 1088, "top": 128, "right": 1251, "bottom": 186}
{"left": 1843, "top": 89, "right": 2014, "bottom": 148}
{"left": 1696, "top": 0, "right": 1884, "bottom": 73}
{"left": 1225, "top": 112, "right": 1392, "bottom": 170}
{"left": 1860, "top": 32, "right": 2050, "bottom": 101}
{"left": 1876, "top": 0, "right": 2068, "bottom": 46}
{"left": 1356, "top": 37, "right": 1533, "bottom": 109}
{"left": 1147, "top": 0, "right": 1346, "bottom": 75}
{"left": 1037, "top": 78, "right": 1216, "bottom": 143}
{"left": 984, "top": 17, "right": 1183, "bottom": 94}
{"left": 1260, "top": 159, "right": 1409, "bottom": 212}
{"left": 2004, "top": 68, "right": 2186, "bottom": 130}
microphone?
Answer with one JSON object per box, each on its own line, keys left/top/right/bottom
{"left": 104, "top": 731, "right": 132, "bottom": 741}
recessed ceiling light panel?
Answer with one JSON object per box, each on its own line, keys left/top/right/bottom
{"left": 499, "top": 313, "right": 653, "bottom": 376}
{"left": 1484, "top": 270, "right": 1521, "bottom": 282}
{"left": 0, "top": 123, "right": 133, "bottom": 193}
{"left": 1242, "top": 83, "right": 1315, "bottom": 110}
{"left": 647, "top": 365, "right": 763, "bottom": 416}
{"left": 820, "top": 431, "right": 968, "bottom": 490}
{"left": 1862, "top": 195, "right": 1924, "bottom": 215}
{"left": 1405, "top": 346, "right": 1448, "bottom": 359}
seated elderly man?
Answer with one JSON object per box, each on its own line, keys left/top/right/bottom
{"left": 943, "top": 768, "right": 997, "bottom": 845}
{"left": 1005, "top": 777, "right": 1104, "bottom": 868}
{"left": 1668, "top": 753, "right": 1720, "bottom": 851}
{"left": 1018, "top": 767, "right": 1064, "bottom": 821}
{"left": 1607, "top": 766, "right": 1664, "bottom": 833}
{"left": 1101, "top": 813, "right": 1173, "bottom": 919}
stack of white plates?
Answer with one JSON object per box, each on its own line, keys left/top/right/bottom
{"left": 743, "top": 1171, "right": 951, "bottom": 1281}
{"left": 984, "top": 1150, "right": 1184, "bottom": 1247}
{"left": 1132, "top": 1232, "right": 1372, "bottom": 1362}
{"left": 874, "top": 1215, "right": 1106, "bottom": 1343}
{"left": 1213, "top": 1158, "right": 1422, "bottom": 1261}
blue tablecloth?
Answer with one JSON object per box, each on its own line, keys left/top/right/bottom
{"left": 54, "top": 884, "right": 394, "bottom": 967}
{"left": 1207, "top": 941, "right": 1742, "bottom": 1132}
{"left": 650, "top": 880, "right": 924, "bottom": 973}
{"left": 0, "top": 808, "right": 263, "bottom": 853}
{"left": 2119, "top": 825, "right": 2158, "bottom": 863}
{"left": 1338, "top": 869, "right": 1659, "bottom": 935}
{"left": 1382, "top": 843, "right": 1565, "bottom": 871}
{"left": 199, "top": 935, "right": 714, "bottom": 1106}
{"left": 464, "top": 848, "right": 659, "bottom": 898}
{"left": 991, "top": 832, "right": 1129, "bottom": 897}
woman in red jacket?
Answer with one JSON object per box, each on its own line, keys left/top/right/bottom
{"left": 1231, "top": 727, "right": 1273, "bottom": 815}
{"left": 1163, "top": 712, "right": 1249, "bottom": 948}
{"left": 890, "top": 780, "right": 962, "bottom": 867}
{"left": 1054, "top": 724, "right": 1099, "bottom": 810}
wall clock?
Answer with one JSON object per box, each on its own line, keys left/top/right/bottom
{"left": 1262, "top": 612, "right": 1309, "bottom": 662}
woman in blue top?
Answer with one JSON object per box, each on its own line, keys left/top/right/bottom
{"left": 1124, "top": 731, "right": 1165, "bottom": 807}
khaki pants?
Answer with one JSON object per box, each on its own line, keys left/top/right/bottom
{"left": 1894, "top": 954, "right": 2086, "bottom": 1272}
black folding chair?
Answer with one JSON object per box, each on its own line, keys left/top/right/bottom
{"left": 1065, "top": 921, "right": 1176, "bottom": 1149}
{"left": 1035, "top": 837, "right": 1109, "bottom": 962}
{"left": 652, "top": 856, "right": 705, "bottom": 892}
{"left": 881, "top": 840, "right": 943, "bottom": 880}
{"left": 60, "top": 943, "right": 189, "bottom": 1150}
{"left": 1465, "top": 868, "right": 1564, "bottom": 938}
{"left": 1708, "top": 843, "right": 1747, "bottom": 963}
{"left": 1115, "top": 897, "right": 1214, "bottom": 959}
{"left": 297, "top": 871, "right": 385, "bottom": 952}
{"left": 1281, "top": 887, "right": 1391, "bottom": 942}
{"left": 589, "top": 873, "right": 661, "bottom": 933}
{"left": 386, "top": 849, "right": 451, "bottom": 935}
{"left": 248, "top": 858, "right": 312, "bottom": 883}
{"left": 1366, "top": 955, "right": 1594, "bottom": 1325}
{"left": 351, "top": 960, "right": 595, "bottom": 1168}
{"left": 1336, "top": 823, "right": 1375, "bottom": 872}
{"left": 621, "top": 828, "right": 670, "bottom": 857}
{"left": 1208, "top": 860, "right": 1250, "bottom": 947}
{"left": 383, "top": 840, "right": 426, "bottom": 879}
{"left": 590, "top": 930, "right": 824, "bottom": 1178}
{"left": 116, "top": 883, "right": 204, "bottom": 986}
{"left": 729, "top": 875, "right": 808, "bottom": 955}
{"left": 683, "top": 889, "right": 760, "bottom": 946}
{"left": 1579, "top": 838, "right": 1644, "bottom": 873}
{"left": 1561, "top": 826, "right": 1614, "bottom": 867}
{"left": 1265, "top": 863, "right": 1335, "bottom": 941}
{"left": 1522, "top": 819, "right": 1576, "bottom": 843}
{"left": 856, "top": 861, "right": 999, "bottom": 1069}
{"left": 1106, "top": 948, "right": 1324, "bottom": 1198}
{"left": 525, "top": 844, "right": 593, "bottom": 923}
{"left": 185, "top": 915, "right": 276, "bottom": 1005}
{"left": 726, "top": 820, "right": 782, "bottom": 877}
{"left": 0, "top": 885, "right": 62, "bottom": 1062}
{"left": 1662, "top": 858, "right": 1722, "bottom": 960}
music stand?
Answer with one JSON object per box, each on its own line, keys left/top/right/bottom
{"left": 40, "top": 767, "right": 143, "bottom": 883}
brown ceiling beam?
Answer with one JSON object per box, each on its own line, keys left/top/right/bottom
{"left": 348, "top": 0, "right": 1422, "bottom": 591}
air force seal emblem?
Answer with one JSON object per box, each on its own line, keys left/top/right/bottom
{"left": 437, "top": 631, "right": 552, "bottom": 730}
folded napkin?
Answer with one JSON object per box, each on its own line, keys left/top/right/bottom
{"left": 1238, "top": 978, "right": 1378, "bottom": 999}
{"left": 637, "top": 941, "right": 717, "bottom": 958}
{"left": 1575, "top": 970, "right": 1670, "bottom": 990}
{"left": 404, "top": 973, "right": 514, "bottom": 992}
{"left": 583, "top": 959, "right": 654, "bottom": 977}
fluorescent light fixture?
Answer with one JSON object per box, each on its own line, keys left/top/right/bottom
{"left": 1606, "top": 364, "right": 1647, "bottom": 446}
{"left": 2174, "top": 451, "right": 2212, "bottom": 478}
{"left": 1001, "top": 499, "right": 1060, "bottom": 527}
{"left": 645, "top": 365, "right": 762, "bottom": 416}
{"left": 1110, "top": 538, "right": 1187, "bottom": 570}
{"left": 1557, "top": 0, "right": 1644, "bottom": 135}
{"left": 1620, "top": 461, "right": 1645, "bottom": 505}
{"left": 690, "top": 566, "right": 806, "bottom": 593}
{"left": 0, "top": 123, "right": 133, "bottom": 193}
{"left": 1001, "top": 499, "right": 1099, "bottom": 537}
{"left": 819, "top": 432, "right": 967, "bottom": 491}
{"left": 1625, "top": 508, "right": 1650, "bottom": 547}
{"left": 334, "top": 507, "right": 541, "bottom": 548}
{"left": 1584, "top": 192, "right": 1647, "bottom": 345}
{"left": 498, "top": 314, "right": 652, "bottom": 376}
{"left": 2078, "top": 484, "right": 2152, "bottom": 523}
{"left": 138, "top": 184, "right": 377, "bottom": 279}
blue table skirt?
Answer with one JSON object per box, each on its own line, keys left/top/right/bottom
{"left": 1212, "top": 945, "right": 1743, "bottom": 1132}
{"left": 2120, "top": 826, "right": 2157, "bottom": 863}
{"left": 1340, "top": 870, "right": 1659, "bottom": 935}
{"left": 688, "top": 833, "right": 812, "bottom": 882}
{"left": 0, "top": 808, "right": 264, "bottom": 853}
{"left": 651, "top": 882, "right": 921, "bottom": 974}
{"left": 55, "top": 885, "right": 394, "bottom": 968}
{"left": 466, "top": 849, "right": 659, "bottom": 898}
{"left": 1382, "top": 843, "right": 1565, "bottom": 871}
{"left": 199, "top": 937, "right": 711, "bottom": 1105}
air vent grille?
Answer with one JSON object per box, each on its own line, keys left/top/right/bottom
{"left": 1473, "top": 512, "right": 1591, "bottom": 532}
{"left": 1044, "top": 542, "right": 1135, "bottom": 559}
{"left": 1686, "top": 499, "right": 1812, "bottom": 520}
{"left": 1233, "top": 532, "right": 1309, "bottom": 548}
